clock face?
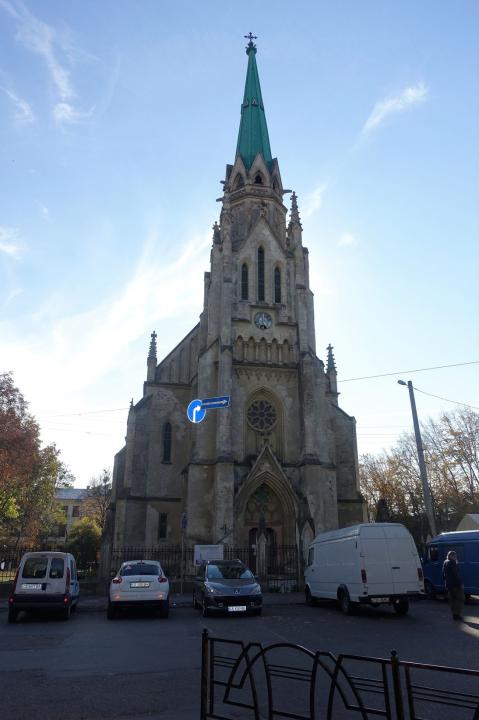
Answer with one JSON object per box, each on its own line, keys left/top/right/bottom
{"left": 254, "top": 312, "right": 273, "bottom": 330}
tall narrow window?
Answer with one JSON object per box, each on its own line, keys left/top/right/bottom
{"left": 274, "top": 267, "right": 281, "bottom": 303}
{"left": 158, "top": 513, "right": 168, "bottom": 540}
{"left": 241, "top": 263, "right": 249, "bottom": 300}
{"left": 162, "top": 422, "right": 172, "bottom": 462}
{"left": 257, "top": 247, "right": 265, "bottom": 302}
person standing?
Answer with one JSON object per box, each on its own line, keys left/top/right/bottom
{"left": 442, "top": 550, "right": 464, "bottom": 620}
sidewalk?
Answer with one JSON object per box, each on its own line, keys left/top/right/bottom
{"left": 0, "top": 591, "right": 305, "bottom": 613}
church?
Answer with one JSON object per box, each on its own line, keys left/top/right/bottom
{"left": 108, "top": 37, "right": 365, "bottom": 562}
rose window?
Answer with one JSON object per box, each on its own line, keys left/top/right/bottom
{"left": 247, "top": 400, "right": 277, "bottom": 432}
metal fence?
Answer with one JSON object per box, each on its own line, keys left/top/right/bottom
{"left": 0, "top": 546, "right": 98, "bottom": 584}
{"left": 200, "top": 629, "right": 479, "bottom": 720}
{"left": 109, "top": 544, "right": 302, "bottom": 592}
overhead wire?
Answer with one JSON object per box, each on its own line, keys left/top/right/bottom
{"left": 339, "top": 360, "right": 479, "bottom": 383}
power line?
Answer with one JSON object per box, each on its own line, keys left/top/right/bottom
{"left": 39, "top": 407, "right": 129, "bottom": 419}
{"left": 340, "top": 360, "right": 479, "bottom": 383}
{"left": 414, "top": 386, "right": 479, "bottom": 411}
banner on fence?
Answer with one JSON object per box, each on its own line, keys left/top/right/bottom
{"left": 194, "top": 544, "right": 224, "bottom": 566}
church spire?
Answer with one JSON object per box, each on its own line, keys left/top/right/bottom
{"left": 326, "top": 344, "right": 336, "bottom": 373}
{"left": 236, "top": 33, "right": 273, "bottom": 170}
{"left": 290, "top": 192, "right": 302, "bottom": 228}
{"left": 146, "top": 330, "right": 157, "bottom": 383}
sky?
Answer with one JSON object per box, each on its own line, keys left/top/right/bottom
{"left": 1, "top": 0, "right": 478, "bottom": 487}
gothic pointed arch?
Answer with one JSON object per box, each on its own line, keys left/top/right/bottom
{"left": 235, "top": 444, "right": 297, "bottom": 545}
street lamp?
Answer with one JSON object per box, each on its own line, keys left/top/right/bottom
{"left": 398, "top": 380, "right": 437, "bottom": 537}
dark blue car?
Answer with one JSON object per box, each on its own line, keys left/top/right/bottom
{"left": 422, "top": 530, "right": 479, "bottom": 599}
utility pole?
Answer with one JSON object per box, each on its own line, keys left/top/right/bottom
{"left": 398, "top": 380, "right": 437, "bottom": 537}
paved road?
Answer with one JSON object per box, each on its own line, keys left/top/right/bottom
{"left": 0, "top": 597, "right": 477, "bottom": 719}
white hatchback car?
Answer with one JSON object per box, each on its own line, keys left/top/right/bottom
{"left": 108, "top": 560, "right": 170, "bottom": 619}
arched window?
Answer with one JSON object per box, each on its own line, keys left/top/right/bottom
{"left": 254, "top": 173, "right": 263, "bottom": 185}
{"left": 274, "top": 267, "right": 281, "bottom": 303}
{"left": 241, "top": 263, "right": 248, "bottom": 300}
{"left": 162, "top": 422, "right": 172, "bottom": 463}
{"left": 234, "top": 174, "right": 244, "bottom": 190}
{"left": 257, "top": 247, "right": 265, "bottom": 302}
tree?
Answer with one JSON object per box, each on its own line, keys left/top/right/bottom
{"left": 83, "top": 469, "right": 112, "bottom": 532}
{"left": 359, "top": 408, "right": 479, "bottom": 547}
{"left": 65, "top": 517, "right": 101, "bottom": 569}
{"left": 0, "top": 372, "right": 73, "bottom": 544}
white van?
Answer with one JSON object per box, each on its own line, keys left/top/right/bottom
{"left": 304, "top": 523, "right": 424, "bottom": 615}
{"left": 8, "top": 551, "right": 80, "bottom": 622}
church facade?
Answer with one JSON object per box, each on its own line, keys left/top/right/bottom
{"left": 109, "top": 38, "right": 365, "bottom": 561}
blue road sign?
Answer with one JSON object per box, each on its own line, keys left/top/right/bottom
{"left": 187, "top": 399, "right": 206, "bottom": 424}
{"left": 200, "top": 396, "right": 230, "bottom": 410}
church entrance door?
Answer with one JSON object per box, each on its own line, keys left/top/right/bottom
{"left": 248, "top": 527, "right": 277, "bottom": 573}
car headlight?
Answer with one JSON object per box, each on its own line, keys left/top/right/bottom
{"left": 205, "top": 583, "right": 220, "bottom": 595}
{"left": 251, "top": 584, "right": 262, "bottom": 595}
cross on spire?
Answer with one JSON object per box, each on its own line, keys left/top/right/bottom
{"left": 244, "top": 32, "right": 258, "bottom": 54}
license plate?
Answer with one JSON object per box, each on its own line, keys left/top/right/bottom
{"left": 228, "top": 605, "right": 247, "bottom": 612}
{"left": 130, "top": 582, "right": 150, "bottom": 588}
{"left": 21, "top": 583, "right": 42, "bottom": 590}
{"left": 371, "top": 597, "right": 389, "bottom": 603}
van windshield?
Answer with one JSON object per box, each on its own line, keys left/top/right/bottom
{"left": 22, "top": 557, "right": 48, "bottom": 579}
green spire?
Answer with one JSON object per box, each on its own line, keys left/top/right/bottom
{"left": 236, "top": 34, "right": 273, "bottom": 170}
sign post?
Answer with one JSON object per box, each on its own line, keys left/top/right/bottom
{"left": 180, "top": 513, "right": 187, "bottom": 595}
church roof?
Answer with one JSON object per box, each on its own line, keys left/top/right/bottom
{"left": 236, "top": 36, "right": 273, "bottom": 170}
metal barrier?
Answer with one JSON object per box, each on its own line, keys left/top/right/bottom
{"left": 109, "top": 545, "right": 301, "bottom": 591}
{"left": 200, "top": 629, "right": 479, "bottom": 719}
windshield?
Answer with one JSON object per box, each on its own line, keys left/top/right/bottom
{"left": 206, "top": 564, "right": 254, "bottom": 580}
{"left": 120, "top": 563, "right": 161, "bottom": 577}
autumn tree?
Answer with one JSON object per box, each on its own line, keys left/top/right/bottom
{"left": 65, "top": 517, "right": 101, "bottom": 569}
{"left": 359, "top": 408, "right": 479, "bottom": 546}
{"left": 83, "top": 469, "right": 112, "bottom": 532}
{"left": 0, "top": 372, "right": 73, "bottom": 545}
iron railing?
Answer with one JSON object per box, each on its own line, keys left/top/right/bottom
{"left": 109, "top": 544, "right": 302, "bottom": 591}
{"left": 0, "top": 546, "right": 98, "bottom": 584}
{"left": 200, "top": 629, "right": 479, "bottom": 719}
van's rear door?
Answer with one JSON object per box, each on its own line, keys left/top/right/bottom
{"left": 384, "top": 525, "right": 421, "bottom": 594}
{"left": 359, "top": 526, "right": 394, "bottom": 596}
{"left": 47, "top": 556, "right": 67, "bottom": 595}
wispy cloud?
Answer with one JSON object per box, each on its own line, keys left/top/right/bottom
{"left": 0, "top": 85, "right": 34, "bottom": 124}
{"left": 301, "top": 184, "right": 327, "bottom": 220}
{"left": 362, "top": 82, "right": 428, "bottom": 135}
{"left": 0, "top": 226, "right": 24, "bottom": 258}
{"left": 338, "top": 232, "right": 358, "bottom": 248}
{"left": 0, "top": 0, "right": 92, "bottom": 125}
{"left": 36, "top": 200, "right": 49, "bottom": 220}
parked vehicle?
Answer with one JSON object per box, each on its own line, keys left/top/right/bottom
{"left": 108, "top": 560, "right": 170, "bottom": 619}
{"left": 304, "top": 523, "right": 424, "bottom": 615}
{"left": 8, "top": 551, "right": 80, "bottom": 622}
{"left": 422, "top": 530, "right": 479, "bottom": 599}
{"left": 193, "top": 559, "right": 262, "bottom": 617}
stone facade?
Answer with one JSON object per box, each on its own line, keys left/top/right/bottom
{"left": 108, "top": 41, "right": 365, "bottom": 560}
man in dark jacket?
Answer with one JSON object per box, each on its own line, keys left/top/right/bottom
{"left": 442, "top": 550, "right": 464, "bottom": 620}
